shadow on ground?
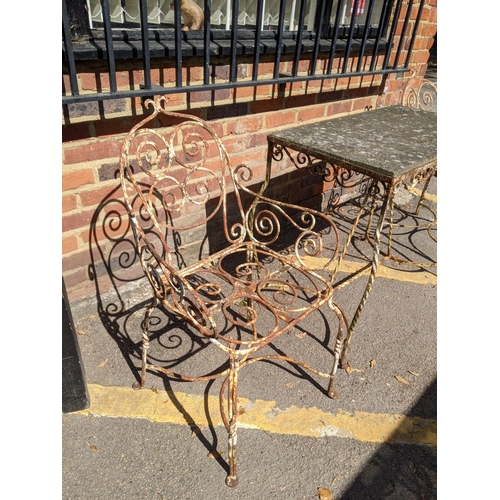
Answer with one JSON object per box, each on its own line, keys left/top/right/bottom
{"left": 339, "top": 378, "right": 436, "bottom": 499}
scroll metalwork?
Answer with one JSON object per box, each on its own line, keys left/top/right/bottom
{"left": 402, "top": 71, "right": 437, "bottom": 111}
{"left": 119, "top": 97, "right": 348, "bottom": 488}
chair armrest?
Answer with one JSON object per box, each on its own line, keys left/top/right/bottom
{"left": 235, "top": 167, "right": 341, "bottom": 273}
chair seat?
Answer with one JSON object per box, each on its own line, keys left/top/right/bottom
{"left": 157, "top": 241, "right": 333, "bottom": 351}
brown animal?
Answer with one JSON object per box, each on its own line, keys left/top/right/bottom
{"left": 170, "top": 0, "right": 204, "bottom": 31}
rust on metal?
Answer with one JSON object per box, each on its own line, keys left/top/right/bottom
{"left": 119, "top": 97, "right": 348, "bottom": 487}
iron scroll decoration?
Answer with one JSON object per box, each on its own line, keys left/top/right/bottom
{"left": 119, "top": 97, "right": 349, "bottom": 487}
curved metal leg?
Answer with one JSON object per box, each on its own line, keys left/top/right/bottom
{"left": 133, "top": 296, "right": 159, "bottom": 390}
{"left": 222, "top": 353, "right": 240, "bottom": 487}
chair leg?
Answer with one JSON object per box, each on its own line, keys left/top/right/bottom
{"left": 225, "top": 353, "right": 240, "bottom": 487}
{"left": 133, "top": 296, "right": 158, "bottom": 390}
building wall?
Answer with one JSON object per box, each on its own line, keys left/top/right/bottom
{"left": 62, "top": 0, "right": 437, "bottom": 307}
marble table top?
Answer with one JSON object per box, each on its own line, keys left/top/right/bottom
{"left": 267, "top": 105, "right": 437, "bottom": 180}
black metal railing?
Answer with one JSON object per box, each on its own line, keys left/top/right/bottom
{"left": 62, "top": 0, "right": 424, "bottom": 105}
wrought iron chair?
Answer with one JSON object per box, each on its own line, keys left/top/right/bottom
{"left": 119, "top": 97, "right": 347, "bottom": 487}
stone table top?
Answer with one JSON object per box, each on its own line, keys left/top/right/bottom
{"left": 267, "top": 105, "right": 437, "bottom": 180}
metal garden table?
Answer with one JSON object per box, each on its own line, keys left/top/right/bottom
{"left": 265, "top": 104, "right": 437, "bottom": 367}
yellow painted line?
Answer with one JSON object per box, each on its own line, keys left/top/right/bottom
{"left": 75, "top": 384, "right": 436, "bottom": 447}
{"left": 407, "top": 186, "right": 437, "bottom": 204}
{"left": 301, "top": 257, "right": 437, "bottom": 286}
{"left": 338, "top": 259, "right": 437, "bottom": 286}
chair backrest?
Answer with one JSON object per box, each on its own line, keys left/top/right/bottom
{"left": 119, "top": 97, "right": 343, "bottom": 299}
{"left": 401, "top": 70, "right": 437, "bottom": 111}
{"left": 119, "top": 97, "right": 250, "bottom": 274}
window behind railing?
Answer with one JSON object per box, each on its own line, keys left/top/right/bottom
{"left": 63, "top": 0, "right": 425, "bottom": 104}
{"left": 86, "top": 0, "right": 383, "bottom": 30}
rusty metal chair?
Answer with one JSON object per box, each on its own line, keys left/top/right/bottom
{"left": 119, "top": 97, "right": 347, "bottom": 487}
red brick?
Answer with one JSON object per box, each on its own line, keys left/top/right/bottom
{"left": 419, "top": 22, "right": 437, "bottom": 37}
{"left": 318, "top": 90, "right": 344, "bottom": 104}
{"left": 80, "top": 224, "right": 104, "bottom": 245}
{"left": 298, "top": 105, "right": 325, "bottom": 122}
{"left": 226, "top": 115, "right": 264, "bottom": 136}
{"left": 62, "top": 168, "right": 96, "bottom": 190}
{"left": 224, "top": 132, "right": 268, "bottom": 157}
{"left": 63, "top": 138, "right": 123, "bottom": 164}
{"left": 63, "top": 267, "right": 93, "bottom": 291}
{"left": 288, "top": 81, "right": 306, "bottom": 93}
{"left": 304, "top": 80, "right": 323, "bottom": 92}
{"left": 62, "top": 122, "right": 92, "bottom": 143}
{"left": 93, "top": 114, "right": 145, "bottom": 138}
{"left": 412, "top": 4, "right": 429, "bottom": 21}
{"left": 255, "top": 84, "right": 276, "bottom": 97}
{"left": 250, "top": 97, "right": 284, "bottom": 114}
{"left": 186, "top": 65, "right": 204, "bottom": 84}
{"left": 429, "top": 7, "right": 437, "bottom": 24}
{"left": 62, "top": 209, "right": 96, "bottom": 233}
{"left": 63, "top": 248, "right": 92, "bottom": 272}
{"left": 151, "top": 66, "right": 177, "bottom": 85}
{"left": 230, "top": 147, "right": 267, "bottom": 173}
{"left": 255, "top": 61, "right": 276, "bottom": 77}
{"left": 284, "top": 93, "right": 317, "bottom": 109}
{"left": 343, "top": 87, "right": 369, "bottom": 100}
{"left": 62, "top": 74, "right": 72, "bottom": 94}
{"left": 63, "top": 194, "right": 77, "bottom": 212}
{"left": 81, "top": 70, "right": 144, "bottom": 92}
{"left": 188, "top": 88, "right": 231, "bottom": 104}
{"left": 319, "top": 78, "right": 335, "bottom": 91}
{"left": 63, "top": 235, "right": 79, "bottom": 254}
{"left": 79, "top": 185, "right": 117, "bottom": 207}
{"left": 80, "top": 72, "right": 98, "bottom": 91}
{"left": 264, "top": 109, "right": 297, "bottom": 129}
{"left": 352, "top": 96, "right": 378, "bottom": 111}
{"left": 333, "top": 77, "right": 351, "bottom": 90}
{"left": 233, "top": 86, "right": 257, "bottom": 99}
{"left": 325, "top": 100, "right": 352, "bottom": 116}
{"left": 297, "top": 58, "right": 313, "bottom": 74}
{"left": 79, "top": 204, "right": 131, "bottom": 245}
{"left": 162, "top": 92, "right": 185, "bottom": 108}
{"left": 411, "top": 50, "right": 431, "bottom": 64}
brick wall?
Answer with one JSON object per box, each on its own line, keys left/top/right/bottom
{"left": 62, "top": 0, "right": 437, "bottom": 308}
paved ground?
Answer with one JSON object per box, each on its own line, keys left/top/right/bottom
{"left": 63, "top": 170, "right": 437, "bottom": 499}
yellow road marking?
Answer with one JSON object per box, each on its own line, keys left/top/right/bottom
{"left": 75, "top": 384, "right": 436, "bottom": 447}
{"left": 300, "top": 257, "right": 437, "bottom": 286}
{"left": 407, "top": 186, "right": 437, "bottom": 203}
{"left": 339, "top": 259, "right": 437, "bottom": 286}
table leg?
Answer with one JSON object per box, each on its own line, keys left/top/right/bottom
{"left": 340, "top": 187, "right": 392, "bottom": 368}
{"left": 414, "top": 173, "right": 433, "bottom": 216}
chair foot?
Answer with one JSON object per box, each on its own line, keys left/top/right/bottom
{"left": 327, "top": 374, "right": 339, "bottom": 399}
{"left": 225, "top": 475, "right": 239, "bottom": 487}
{"left": 132, "top": 381, "right": 143, "bottom": 390}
